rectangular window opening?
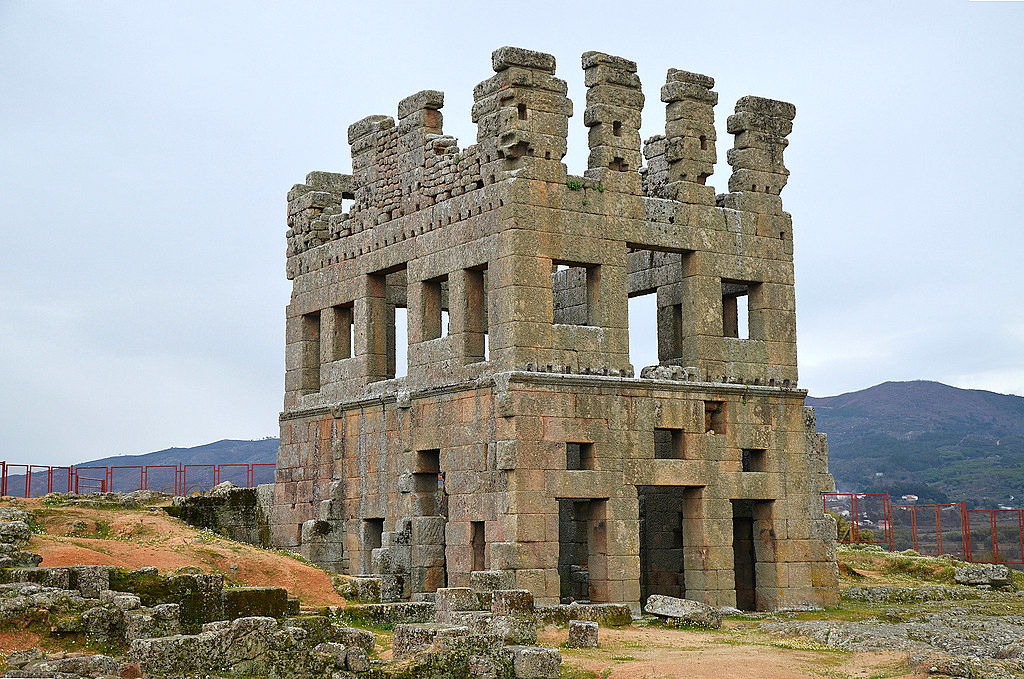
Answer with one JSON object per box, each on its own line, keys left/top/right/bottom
{"left": 627, "top": 247, "right": 692, "bottom": 365}
{"left": 471, "top": 521, "right": 486, "bottom": 572}
{"left": 722, "top": 280, "right": 760, "bottom": 340}
{"left": 465, "top": 266, "right": 489, "bottom": 362}
{"left": 704, "top": 401, "right": 726, "bottom": 435}
{"left": 415, "top": 449, "right": 441, "bottom": 474}
{"left": 370, "top": 267, "right": 408, "bottom": 381}
{"left": 742, "top": 449, "right": 766, "bottom": 473}
{"left": 627, "top": 292, "right": 658, "bottom": 372}
{"left": 566, "top": 442, "right": 596, "bottom": 471}
{"left": 732, "top": 500, "right": 757, "bottom": 611}
{"left": 362, "top": 518, "right": 384, "bottom": 573}
{"left": 654, "top": 428, "right": 685, "bottom": 460}
{"left": 639, "top": 486, "right": 698, "bottom": 602}
{"left": 421, "top": 275, "right": 449, "bottom": 341}
{"left": 413, "top": 449, "right": 443, "bottom": 517}
{"left": 552, "top": 261, "right": 599, "bottom": 326}
{"left": 330, "top": 303, "right": 354, "bottom": 360}
{"left": 393, "top": 306, "right": 408, "bottom": 378}
{"left": 300, "top": 311, "right": 321, "bottom": 393}
{"left": 558, "top": 498, "right": 609, "bottom": 604}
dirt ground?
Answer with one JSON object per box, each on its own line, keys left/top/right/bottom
{"left": 542, "top": 624, "right": 924, "bottom": 679}
{"left": 17, "top": 499, "right": 345, "bottom": 607}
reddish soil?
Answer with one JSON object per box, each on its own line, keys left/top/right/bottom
{"left": 540, "top": 625, "right": 926, "bottom": 679}
{"left": 18, "top": 500, "right": 345, "bottom": 607}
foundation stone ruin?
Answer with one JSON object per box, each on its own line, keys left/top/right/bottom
{"left": 272, "top": 46, "right": 839, "bottom": 613}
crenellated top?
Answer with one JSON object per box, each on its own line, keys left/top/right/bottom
{"left": 284, "top": 46, "right": 795, "bottom": 277}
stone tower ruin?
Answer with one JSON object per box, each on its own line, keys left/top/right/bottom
{"left": 272, "top": 46, "right": 839, "bottom": 612}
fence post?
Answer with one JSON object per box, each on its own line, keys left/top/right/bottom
{"left": 987, "top": 516, "right": 995, "bottom": 561}
{"left": 885, "top": 492, "right": 892, "bottom": 548}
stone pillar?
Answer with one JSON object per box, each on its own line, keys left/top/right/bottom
{"left": 582, "top": 51, "right": 643, "bottom": 193}
{"left": 724, "top": 96, "right": 796, "bottom": 214}
{"left": 472, "top": 46, "right": 572, "bottom": 183}
{"left": 347, "top": 114, "right": 394, "bottom": 227}
{"left": 396, "top": 90, "right": 444, "bottom": 217}
{"left": 660, "top": 69, "right": 718, "bottom": 205}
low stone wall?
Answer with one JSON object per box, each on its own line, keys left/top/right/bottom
{"left": 164, "top": 483, "right": 273, "bottom": 548}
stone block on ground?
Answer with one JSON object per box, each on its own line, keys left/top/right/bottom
{"left": 332, "top": 574, "right": 382, "bottom": 603}
{"left": 954, "top": 565, "right": 1013, "bottom": 588}
{"left": 535, "top": 602, "right": 633, "bottom": 627}
{"left": 222, "top": 586, "right": 289, "bottom": 620}
{"left": 510, "top": 645, "right": 561, "bottom": 678}
{"left": 0, "top": 520, "right": 32, "bottom": 547}
{"left": 393, "top": 622, "right": 470, "bottom": 659}
{"left": 436, "top": 586, "right": 481, "bottom": 623}
{"left": 567, "top": 619, "right": 598, "bottom": 648}
{"left": 471, "top": 570, "right": 516, "bottom": 592}
{"left": 491, "top": 589, "right": 534, "bottom": 616}
{"left": 644, "top": 594, "right": 722, "bottom": 628}
{"left": 487, "top": 614, "right": 538, "bottom": 644}
{"left": 72, "top": 565, "right": 112, "bottom": 598}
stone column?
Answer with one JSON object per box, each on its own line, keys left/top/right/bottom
{"left": 472, "top": 46, "right": 572, "bottom": 183}
{"left": 582, "top": 51, "right": 643, "bottom": 193}
{"left": 660, "top": 69, "right": 718, "bottom": 205}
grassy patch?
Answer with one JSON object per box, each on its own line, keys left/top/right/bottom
{"left": 559, "top": 666, "right": 600, "bottom": 679}
{"left": 880, "top": 555, "right": 956, "bottom": 583}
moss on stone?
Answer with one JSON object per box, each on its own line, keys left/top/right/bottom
{"left": 107, "top": 568, "right": 223, "bottom": 631}
{"left": 222, "top": 586, "right": 288, "bottom": 620}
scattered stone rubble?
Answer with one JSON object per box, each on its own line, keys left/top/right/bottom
{"left": 762, "top": 586, "right": 1024, "bottom": 679}
{"left": 954, "top": 564, "right": 1013, "bottom": 589}
{"left": 0, "top": 504, "right": 587, "bottom": 678}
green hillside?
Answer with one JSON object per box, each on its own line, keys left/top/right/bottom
{"left": 808, "top": 381, "right": 1024, "bottom": 507}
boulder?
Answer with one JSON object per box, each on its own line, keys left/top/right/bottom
{"left": 644, "top": 594, "right": 722, "bottom": 628}
{"left": 954, "top": 564, "right": 1013, "bottom": 588}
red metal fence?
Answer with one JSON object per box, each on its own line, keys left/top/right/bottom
{"left": 0, "top": 461, "right": 276, "bottom": 498}
{"left": 824, "top": 492, "right": 1024, "bottom": 565}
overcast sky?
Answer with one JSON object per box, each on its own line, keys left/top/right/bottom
{"left": 2, "top": 1, "right": 1022, "bottom": 465}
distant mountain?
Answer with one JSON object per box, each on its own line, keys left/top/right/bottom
{"left": 3, "top": 439, "right": 279, "bottom": 497}
{"left": 808, "top": 381, "right": 1024, "bottom": 507}
{"left": 75, "top": 438, "right": 280, "bottom": 469}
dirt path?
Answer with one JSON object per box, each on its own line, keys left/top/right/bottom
{"left": 540, "top": 625, "right": 925, "bottom": 679}
{"left": 21, "top": 500, "right": 345, "bottom": 607}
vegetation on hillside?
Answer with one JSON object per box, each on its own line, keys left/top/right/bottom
{"left": 809, "top": 381, "right": 1024, "bottom": 507}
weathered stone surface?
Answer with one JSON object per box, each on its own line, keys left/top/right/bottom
{"left": 487, "top": 614, "right": 537, "bottom": 645}
{"left": 222, "top": 586, "right": 289, "bottom": 619}
{"left": 393, "top": 622, "right": 469, "bottom": 659}
{"left": 510, "top": 645, "right": 561, "bottom": 678}
{"left": 567, "top": 619, "right": 598, "bottom": 649}
{"left": 332, "top": 574, "right": 382, "bottom": 603}
{"left": 535, "top": 603, "right": 633, "bottom": 627}
{"left": 491, "top": 590, "right": 534, "bottom": 617}
{"left": 644, "top": 595, "right": 722, "bottom": 628}
{"left": 436, "top": 587, "right": 480, "bottom": 623}
{"left": 0, "top": 520, "right": 32, "bottom": 548}
{"left": 955, "top": 565, "right": 1013, "bottom": 588}
{"left": 492, "top": 47, "right": 556, "bottom": 74}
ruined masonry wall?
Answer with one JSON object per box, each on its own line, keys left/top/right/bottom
{"left": 274, "top": 46, "right": 839, "bottom": 612}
